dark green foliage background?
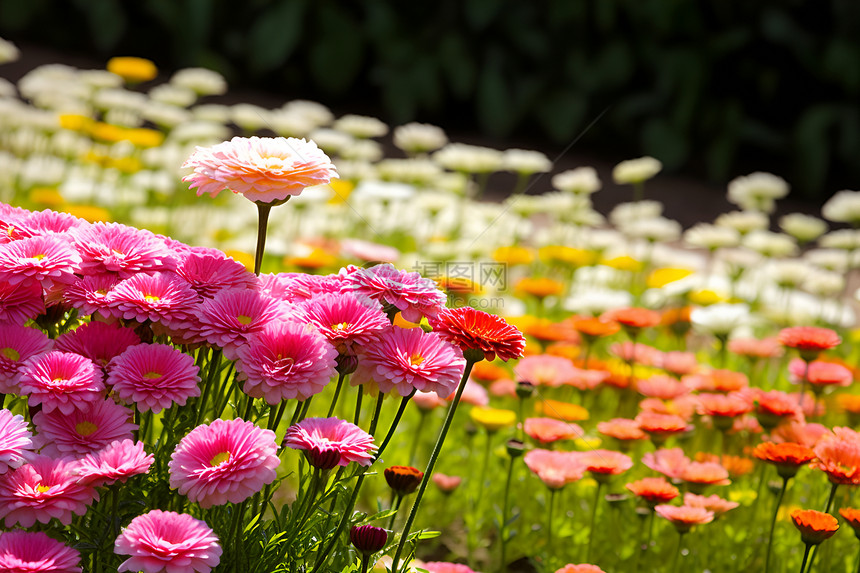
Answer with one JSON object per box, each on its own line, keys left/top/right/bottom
{"left": 3, "top": 0, "right": 859, "bottom": 196}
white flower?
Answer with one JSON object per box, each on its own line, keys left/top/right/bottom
{"left": 352, "top": 180, "right": 416, "bottom": 202}
{"left": 612, "top": 156, "right": 661, "bottom": 184}
{"left": 340, "top": 138, "right": 383, "bottom": 162}
{"left": 143, "top": 101, "right": 192, "bottom": 128}
{"left": 684, "top": 223, "right": 740, "bottom": 250}
{"left": 822, "top": 190, "right": 860, "bottom": 225}
{"left": 714, "top": 210, "right": 769, "bottom": 234}
{"left": 767, "top": 259, "right": 813, "bottom": 289}
{"left": 104, "top": 107, "right": 143, "bottom": 128}
{"left": 333, "top": 114, "right": 388, "bottom": 138}
{"left": 170, "top": 67, "right": 227, "bottom": 96}
{"left": 393, "top": 122, "right": 448, "bottom": 154}
{"left": 268, "top": 109, "right": 314, "bottom": 138}
{"left": 610, "top": 200, "right": 663, "bottom": 228}
{"left": 779, "top": 213, "right": 827, "bottom": 243}
{"left": 621, "top": 217, "right": 681, "bottom": 243}
{"left": 552, "top": 166, "right": 601, "bottom": 194}
{"left": 331, "top": 159, "right": 375, "bottom": 181}
{"left": 819, "top": 229, "right": 860, "bottom": 250}
{"left": 309, "top": 128, "right": 354, "bottom": 155}
{"left": 168, "top": 121, "right": 231, "bottom": 144}
{"left": 717, "top": 248, "right": 762, "bottom": 279}
{"left": 78, "top": 70, "right": 123, "bottom": 89}
{"left": 0, "top": 77, "right": 15, "bottom": 98}
{"left": 192, "top": 103, "right": 232, "bottom": 123}
{"left": 0, "top": 37, "right": 20, "bottom": 63}
{"left": 690, "top": 303, "right": 750, "bottom": 337}
{"left": 433, "top": 143, "right": 504, "bottom": 173}
{"left": 742, "top": 230, "right": 797, "bottom": 258}
{"left": 503, "top": 148, "right": 551, "bottom": 175}
{"left": 376, "top": 158, "right": 443, "bottom": 186}
{"left": 803, "top": 270, "right": 844, "bottom": 297}
{"left": 149, "top": 83, "right": 197, "bottom": 107}
{"left": 564, "top": 288, "right": 633, "bottom": 316}
{"left": 727, "top": 172, "right": 789, "bottom": 213}
{"left": 282, "top": 100, "right": 334, "bottom": 128}
{"left": 231, "top": 103, "right": 271, "bottom": 131}
{"left": 805, "top": 249, "right": 851, "bottom": 273}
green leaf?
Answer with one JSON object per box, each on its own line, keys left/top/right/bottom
{"left": 248, "top": 0, "right": 308, "bottom": 75}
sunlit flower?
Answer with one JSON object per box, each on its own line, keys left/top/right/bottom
{"left": 106, "top": 271, "right": 198, "bottom": 325}
{"left": 789, "top": 358, "right": 852, "bottom": 390}
{"left": 283, "top": 417, "right": 375, "bottom": 469}
{"left": 642, "top": 448, "right": 691, "bottom": 480}
{"left": 422, "top": 562, "right": 479, "bottom": 573}
{"left": 579, "top": 449, "right": 633, "bottom": 482}
{"left": 597, "top": 418, "right": 647, "bottom": 443}
{"left": 727, "top": 337, "right": 783, "bottom": 359}
{"left": 681, "top": 462, "right": 731, "bottom": 491}
{"left": 74, "top": 439, "right": 154, "bottom": 487}
{"left": 515, "top": 277, "right": 564, "bottom": 299}
{"left": 697, "top": 392, "right": 754, "bottom": 430}
{"left": 108, "top": 343, "right": 200, "bottom": 413}
{"left": 296, "top": 292, "right": 389, "bottom": 354}
{"left": 612, "top": 157, "right": 661, "bottom": 185}
{"left": 752, "top": 442, "right": 815, "bottom": 479}
{"left": 0, "top": 279, "right": 44, "bottom": 324}
{"left": 114, "top": 510, "right": 222, "bottom": 573}
{"left": 554, "top": 565, "right": 605, "bottom": 573}
{"left": 107, "top": 56, "right": 158, "bottom": 83}
{"left": 0, "top": 409, "right": 33, "bottom": 476}
{"left": 839, "top": 508, "right": 860, "bottom": 539}
{"left": 18, "top": 351, "right": 103, "bottom": 415}
{"left": 778, "top": 326, "right": 841, "bottom": 361}
{"left": 626, "top": 477, "right": 679, "bottom": 507}
{"left": 72, "top": 222, "right": 178, "bottom": 278}
{"left": 655, "top": 504, "right": 714, "bottom": 533}
{"left": 0, "top": 530, "right": 82, "bottom": 573}
{"left": 535, "top": 399, "right": 589, "bottom": 422}
{"left": 384, "top": 465, "right": 423, "bottom": 495}
{"left": 0, "top": 234, "right": 81, "bottom": 286}
{"left": 752, "top": 389, "right": 804, "bottom": 430}
{"left": 340, "top": 264, "right": 446, "bottom": 323}
{"left": 470, "top": 407, "right": 517, "bottom": 432}
{"left": 524, "top": 417, "right": 582, "bottom": 444}
{"left": 636, "top": 375, "right": 689, "bottom": 400}
{"left": 684, "top": 369, "right": 748, "bottom": 393}
{"left": 813, "top": 429, "right": 860, "bottom": 485}
{"left": 682, "top": 492, "right": 739, "bottom": 518}
{"left": 55, "top": 320, "right": 139, "bottom": 368}
{"left": 430, "top": 306, "right": 526, "bottom": 362}
{"left": 523, "top": 449, "right": 585, "bottom": 490}
{"left": 448, "top": 380, "right": 489, "bottom": 406}
{"left": 514, "top": 354, "right": 579, "bottom": 388}
{"left": 0, "top": 323, "right": 51, "bottom": 393}
{"left": 636, "top": 412, "right": 690, "bottom": 445}
{"left": 790, "top": 509, "right": 839, "bottom": 545}
{"left": 176, "top": 249, "right": 256, "bottom": 299}
{"left": 33, "top": 398, "right": 136, "bottom": 457}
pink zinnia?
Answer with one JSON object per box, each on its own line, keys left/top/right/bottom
{"left": 296, "top": 292, "right": 389, "bottom": 353}
{"left": 55, "top": 320, "right": 140, "bottom": 368}
{"left": 176, "top": 247, "right": 257, "bottom": 300}
{"left": 636, "top": 375, "right": 689, "bottom": 400}
{"left": 655, "top": 504, "right": 714, "bottom": 532}
{"left": 108, "top": 343, "right": 201, "bottom": 413}
{"left": 789, "top": 358, "right": 852, "bottom": 388}
{"left": 75, "top": 439, "right": 154, "bottom": 487}
{"left": 340, "top": 263, "right": 447, "bottom": 322}
{"left": 642, "top": 447, "right": 692, "bottom": 480}
{"left": 12, "top": 209, "right": 83, "bottom": 239}
{"left": 106, "top": 271, "right": 198, "bottom": 325}
{"left": 523, "top": 449, "right": 585, "bottom": 490}
{"left": 579, "top": 449, "right": 634, "bottom": 479}
{"left": 0, "top": 323, "right": 51, "bottom": 393}
{"left": 351, "top": 326, "right": 466, "bottom": 398}
{"left": 182, "top": 136, "right": 337, "bottom": 203}
{"left": 115, "top": 510, "right": 221, "bottom": 573}
{"left": 524, "top": 417, "right": 583, "bottom": 444}
{"left": 0, "top": 279, "right": 44, "bottom": 324}
{"left": 429, "top": 306, "right": 526, "bottom": 362}
{"left": 261, "top": 272, "right": 343, "bottom": 303}
{"left": 0, "top": 530, "right": 82, "bottom": 573}
{"left": 33, "top": 399, "right": 137, "bottom": 457}
{"left": 422, "top": 563, "right": 479, "bottom": 573}
{"left": 236, "top": 320, "right": 338, "bottom": 403}
{"left": 62, "top": 274, "right": 120, "bottom": 318}
{"left": 0, "top": 409, "right": 33, "bottom": 475}
{"left": 0, "top": 454, "right": 96, "bottom": 527}
{"left": 283, "top": 417, "right": 376, "bottom": 469}
{"left": 0, "top": 234, "right": 81, "bottom": 287}
{"left": 169, "top": 418, "right": 280, "bottom": 508}
{"left": 72, "top": 222, "right": 178, "bottom": 278}
{"left": 18, "top": 351, "right": 104, "bottom": 415}
{"left": 513, "top": 354, "right": 579, "bottom": 388}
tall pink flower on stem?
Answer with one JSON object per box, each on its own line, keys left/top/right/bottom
{"left": 107, "top": 343, "right": 201, "bottom": 413}
{"left": 169, "top": 418, "right": 279, "bottom": 508}
{"left": 283, "top": 417, "right": 375, "bottom": 470}
{"left": 0, "top": 530, "right": 82, "bottom": 573}
{"left": 182, "top": 136, "right": 338, "bottom": 274}
{"left": 114, "top": 509, "right": 221, "bottom": 573}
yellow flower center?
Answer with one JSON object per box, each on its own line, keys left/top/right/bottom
{"left": 75, "top": 421, "right": 99, "bottom": 436}
{"left": 237, "top": 315, "right": 253, "bottom": 326}
{"left": 31, "top": 253, "right": 46, "bottom": 261}
{"left": 409, "top": 353, "right": 425, "bottom": 366}
{"left": 143, "top": 371, "right": 163, "bottom": 380}
{"left": 144, "top": 294, "right": 160, "bottom": 303}
{"left": 333, "top": 322, "right": 350, "bottom": 332}
{"left": 36, "top": 484, "right": 52, "bottom": 494}
{"left": 210, "top": 451, "right": 231, "bottom": 466}
{"left": 0, "top": 347, "right": 20, "bottom": 361}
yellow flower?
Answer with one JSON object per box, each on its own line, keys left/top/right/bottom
{"left": 574, "top": 436, "right": 602, "bottom": 450}
{"left": 535, "top": 399, "right": 589, "bottom": 422}
{"left": 29, "top": 187, "right": 63, "bottom": 207}
{"left": 58, "top": 114, "right": 93, "bottom": 132}
{"left": 224, "top": 250, "right": 254, "bottom": 272}
{"left": 470, "top": 407, "right": 517, "bottom": 432}
{"left": 125, "top": 128, "right": 164, "bottom": 148}
{"left": 647, "top": 267, "right": 694, "bottom": 288}
{"left": 729, "top": 488, "right": 758, "bottom": 507}
{"left": 90, "top": 122, "right": 127, "bottom": 143}
{"left": 600, "top": 255, "right": 642, "bottom": 272}
{"left": 328, "top": 179, "right": 354, "bottom": 203}
{"left": 539, "top": 245, "right": 594, "bottom": 267}
{"left": 285, "top": 247, "right": 337, "bottom": 270}
{"left": 492, "top": 246, "right": 534, "bottom": 266}
{"left": 515, "top": 277, "right": 564, "bottom": 299}
{"left": 688, "top": 289, "right": 725, "bottom": 306}
{"left": 107, "top": 56, "right": 158, "bottom": 83}
{"left": 65, "top": 205, "right": 111, "bottom": 223}
{"left": 110, "top": 156, "right": 143, "bottom": 174}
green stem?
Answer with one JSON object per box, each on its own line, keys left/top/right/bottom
{"left": 327, "top": 372, "right": 347, "bottom": 417}
{"left": 354, "top": 387, "right": 364, "bottom": 426}
{"left": 268, "top": 401, "right": 288, "bottom": 432}
{"left": 799, "top": 543, "right": 812, "bottom": 573}
{"left": 765, "top": 477, "right": 789, "bottom": 573}
{"left": 388, "top": 495, "right": 404, "bottom": 530}
{"left": 585, "top": 481, "right": 602, "bottom": 563}
{"left": 194, "top": 348, "right": 222, "bottom": 427}
{"left": 390, "top": 358, "right": 478, "bottom": 573}
{"left": 546, "top": 489, "right": 556, "bottom": 561}
{"left": 672, "top": 532, "right": 685, "bottom": 573}
{"left": 499, "top": 454, "right": 516, "bottom": 573}
{"left": 254, "top": 203, "right": 272, "bottom": 276}
{"left": 368, "top": 392, "right": 385, "bottom": 437}
{"left": 375, "top": 391, "right": 416, "bottom": 461}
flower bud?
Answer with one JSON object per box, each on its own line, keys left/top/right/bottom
{"left": 350, "top": 524, "right": 388, "bottom": 554}
{"left": 384, "top": 465, "right": 423, "bottom": 495}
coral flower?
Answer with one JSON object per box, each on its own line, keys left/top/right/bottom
{"left": 115, "top": 510, "right": 222, "bottom": 573}
{"left": 636, "top": 412, "right": 690, "bottom": 444}
{"left": 182, "top": 136, "right": 337, "bottom": 203}
{"left": 0, "top": 454, "right": 96, "bottom": 527}
{"left": 524, "top": 417, "right": 583, "bottom": 444}
{"left": 770, "top": 420, "right": 829, "bottom": 448}
{"left": 33, "top": 399, "right": 137, "bottom": 457}
{"left": 779, "top": 326, "right": 841, "bottom": 361}
{"left": 642, "top": 448, "right": 692, "bottom": 480}
{"left": 18, "top": 351, "right": 103, "bottom": 415}
{"left": 654, "top": 504, "right": 714, "bottom": 533}
{"left": 523, "top": 449, "right": 585, "bottom": 490}
{"left": 571, "top": 316, "right": 620, "bottom": 340}
{"left": 751, "top": 389, "right": 804, "bottom": 429}
{"left": 74, "top": 439, "right": 154, "bottom": 487}
{"left": 813, "top": 430, "right": 860, "bottom": 485}
{"left": 0, "top": 409, "right": 33, "bottom": 475}
{"left": 789, "top": 358, "right": 852, "bottom": 389}
{"left": 0, "top": 530, "right": 82, "bottom": 573}
{"left": 0, "top": 279, "right": 44, "bottom": 324}
{"left": 470, "top": 361, "right": 508, "bottom": 383}
{"left": 535, "top": 399, "right": 589, "bottom": 422}
{"left": 682, "top": 492, "right": 739, "bottom": 518}
{"left": 235, "top": 320, "right": 338, "bottom": 403}
{"left": 636, "top": 375, "right": 689, "bottom": 400}
{"left": 626, "top": 477, "right": 680, "bottom": 507}
{"left": 72, "top": 222, "right": 178, "bottom": 278}
{"left": 659, "top": 351, "right": 700, "bottom": 376}
{"left": 107, "top": 343, "right": 201, "bottom": 413}
{"left": 55, "top": 320, "right": 140, "bottom": 368}
{"left": 602, "top": 307, "right": 661, "bottom": 333}
{"left": 169, "top": 418, "right": 280, "bottom": 508}
{"left": 683, "top": 369, "right": 748, "bottom": 393}
{"left": 0, "top": 234, "right": 81, "bottom": 286}
{"left": 515, "top": 277, "right": 565, "bottom": 299}
{"left": 352, "top": 326, "right": 466, "bottom": 398}
{"left": 579, "top": 449, "right": 633, "bottom": 481}
{"left": 839, "top": 508, "right": 860, "bottom": 539}
{"left": 728, "top": 337, "right": 783, "bottom": 359}
{"left": 429, "top": 306, "right": 526, "bottom": 362}
{"left": 283, "top": 417, "right": 375, "bottom": 469}
{"left": 432, "top": 473, "right": 462, "bottom": 494}
{"left": 422, "top": 563, "right": 479, "bottom": 573}
{"left": 0, "top": 323, "right": 51, "bottom": 393}
{"left": 790, "top": 509, "right": 839, "bottom": 545}
{"left": 609, "top": 341, "right": 663, "bottom": 366}
{"left": 514, "top": 354, "right": 579, "bottom": 388}
{"left": 555, "top": 566, "right": 605, "bottom": 573}
{"left": 296, "top": 293, "right": 390, "bottom": 353}
{"left": 470, "top": 407, "right": 517, "bottom": 432}
{"left": 752, "top": 442, "right": 815, "bottom": 479}
{"left": 597, "top": 418, "right": 647, "bottom": 443}
{"left": 696, "top": 392, "right": 753, "bottom": 429}
{"left": 681, "top": 462, "right": 731, "bottom": 491}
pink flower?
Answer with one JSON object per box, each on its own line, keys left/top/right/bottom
{"left": 107, "top": 343, "right": 201, "bottom": 413}
{"left": 524, "top": 417, "right": 583, "bottom": 444}
{"left": 169, "top": 418, "right": 280, "bottom": 508}
{"left": 115, "top": 510, "right": 221, "bottom": 573}
{"left": 0, "top": 454, "right": 96, "bottom": 527}
{"left": 636, "top": 375, "right": 689, "bottom": 400}
{"left": 340, "top": 238, "right": 400, "bottom": 263}
{"left": 18, "top": 351, "right": 104, "bottom": 415}
{"left": 283, "top": 417, "right": 376, "bottom": 469}
{"left": 642, "top": 448, "right": 692, "bottom": 480}
{"left": 422, "top": 562, "right": 479, "bottom": 573}
{"left": 55, "top": 320, "right": 140, "bottom": 368}
{"left": 296, "top": 293, "right": 389, "bottom": 353}
{"left": 182, "top": 136, "right": 337, "bottom": 203}
{"left": 609, "top": 341, "right": 663, "bottom": 366}
{"left": 175, "top": 247, "right": 257, "bottom": 300}
{"left": 0, "top": 530, "right": 82, "bottom": 573}
{"left": 0, "top": 324, "right": 51, "bottom": 393}
{"left": 659, "top": 351, "right": 700, "bottom": 376}
{"left": 682, "top": 492, "right": 739, "bottom": 518}
{"left": 260, "top": 272, "right": 343, "bottom": 303}
{"left": 72, "top": 222, "right": 178, "bottom": 278}
{"left": 523, "top": 449, "right": 585, "bottom": 490}
{"left": 62, "top": 274, "right": 120, "bottom": 318}
{"left": 106, "top": 272, "right": 197, "bottom": 325}
{"left": 513, "top": 354, "right": 579, "bottom": 388}
{"left": 236, "top": 320, "right": 338, "bottom": 403}
{"left": 579, "top": 449, "right": 634, "bottom": 478}
{"left": 412, "top": 391, "right": 448, "bottom": 411}
{"left": 0, "top": 279, "right": 44, "bottom": 324}
{"left": 0, "top": 235, "right": 81, "bottom": 286}
{"left": 0, "top": 409, "right": 33, "bottom": 475}
{"left": 340, "top": 263, "right": 447, "bottom": 322}
{"left": 655, "top": 504, "right": 714, "bottom": 532}
{"left": 12, "top": 208, "right": 83, "bottom": 239}
{"left": 447, "top": 379, "right": 488, "bottom": 406}
{"left": 432, "top": 473, "right": 462, "bottom": 493}
{"left": 789, "top": 358, "right": 852, "bottom": 388}
{"left": 74, "top": 439, "right": 154, "bottom": 487}
{"left": 33, "top": 399, "right": 137, "bottom": 457}
{"left": 352, "top": 326, "right": 466, "bottom": 398}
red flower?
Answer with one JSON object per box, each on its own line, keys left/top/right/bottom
{"left": 626, "top": 477, "right": 679, "bottom": 507}
{"left": 602, "top": 307, "right": 662, "bottom": 331}
{"left": 778, "top": 327, "right": 841, "bottom": 361}
{"left": 752, "top": 442, "right": 815, "bottom": 479}
{"left": 790, "top": 509, "right": 839, "bottom": 545}
{"left": 839, "top": 508, "right": 860, "bottom": 539}
{"left": 429, "top": 307, "right": 526, "bottom": 362}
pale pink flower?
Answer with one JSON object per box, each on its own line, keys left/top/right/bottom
{"left": 236, "top": 320, "right": 338, "bottom": 403}
{"left": 609, "top": 341, "right": 663, "bottom": 366}
{"left": 295, "top": 293, "right": 389, "bottom": 353}
{"left": 682, "top": 492, "right": 739, "bottom": 518}
{"left": 0, "top": 409, "right": 33, "bottom": 475}
{"left": 513, "top": 354, "right": 579, "bottom": 388}
{"left": 340, "top": 263, "right": 447, "bottom": 322}
{"left": 182, "top": 136, "right": 337, "bottom": 203}
{"left": 636, "top": 375, "right": 689, "bottom": 400}
{"left": 523, "top": 449, "right": 585, "bottom": 489}
{"left": 115, "top": 510, "right": 221, "bottom": 573}
{"left": 74, "top": 439, "right": 154, "bottom": 487}
{"left": 0, "top": 279, "right": 44, "bottom": 324}
{"left": 33, "top": 399, "right": 137, "bottom": 457}
{"left": 283, "top": 417, "right": 375, "bottom": 469}
{"left": 169, "top": 418, "right": 280, "bottom": 508}
{"left": 579, "top": 449, "right": 634, "bottom": 478}
{"left": 432, "top": 473, "right": 462, "bottom": 493}
{"left": 655, "top": 504, "right": 714, "bottom": 532}
{"left": 352, "top": 326, "right": 466, "bottom": 398}
{"left": 524, "top": 417, "right": 583, "bottom": 444}
{"left": 340, "top": 238, "right": 400, "bottom": 263}
{"left": 659, "top": 351, "right": 700, "bottom": 376}
{"left": 412, "top": 390, "right": 448, "bottom": 411}
{"left": 597, "top": 418, "right": 647, "bottom": 442}
{"left": 175, "top": 247, "right": 257, "bottom": 300}
{"left": 107, "top": 343, "right": 201, "bottom": 413}
{"left": 0, "top": 454, "right": 96, "bottom": 527}
{"left": 447, "top": 379, "right": 489, "bottom": 406}
{"left": 0, "top": 530, "right": 82, "bottom": 573}
{"left": 106, "top": 271, "right": 198, "bottom": 325}
{"left": 0, "top": 234, "right": 81, "bottom": 286}
{"left": 18, "top": 351, "right": 104, "bottom": 415}
{"left": 72, "top": 222, "right": 178, "bottom": 278}
{"left": 642, "top": 447, "right": 692, "bottom": 480}
{"left": 770, "top": 420, "right": 829, "bottom": 448}
{"left": 681, "top": 461, "right": 731, "bottom": 489}
{"left": 422, "top": 563, "right": 478, "bottom": 573}
{"left": 55, "top": 320, "right": 140, "bottom": 369}
{"left": 489, "top": 378, "right": 518, "bottom": 398}
{"left": 0, "top": 323, "right": 51, "bottom": 393}
{"left": 728, "top": 337, "right": 783, "bottom": 359}
{"left": 789, "top": 358, "right": 852, "bottom": 388}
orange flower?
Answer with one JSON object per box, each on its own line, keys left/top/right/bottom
{"left": 681, "top": 462, "right": 731, "bottom": 492}
{"left": 655, "top": 504, "right": 714, "bottom": 533}
{"left": 626, "top": 477, "right": 679, "bottom": 507}
{"left": 660, "top": 351, "right": 700, "bottom": 376}
{"left": 728, "top": 337, "right": 783, "bottom": 359}
{"left": 571, "top": 317, "right": 620, "bottom": 340}
{"left": 515, "top": 277, "right": 565, "bottom": 299}
{"left": 470, "top": 361, "right": 508, "bottom": 384}
{"left": 384, "top": 466, "right": 424, "bottom": 495}
{"left": 579, "top": 449, "right": 633, "bottom": 482}
{"left": 524, "top": 417, "right": 583, "bottom": 444}
{"left": 790, "top": 508, "right": 839, "bottom": 545}
{"left": 545, "top": 342, "right": 582, "bottom": 362}
{"left": 554, "top": 564, "right": 605, "bottom": 573}
{"left": 753, "top": 389, "right": 803, "bottom": 430}
{"left": 683, "top": 369, "right": 748, "bottom": 393}
{"left": 682, "top": 492, "right": 739, "bottom": 518}
{"left": 813, "top": 430, "right": 860, "bottom": 485}
{"left": 436, "top": 275, "right": 483, "bottom": 295}
{"left": 521, "top": 319, "right": 580, "bottom": 345}
{"left": 752, "top": 442, "right": 815, "bottom": 479}
{"left": 838, "top": 394, "right": 860, "bottom": 414}
{"left": 636, "top": 412, "right": 690, "bottom": 445}
{"left": 778, "top": 326, "right": 841, "bottom": 361}
{"left": 535, "top": 399, "right": 589, "bottom": 422}
{"left": 602, "top": 307, "right": 662, "bottom": 332}
{"left": 597, "top": 418, "right": 647, "bottom": 443}
{"left": 839, "top": 508, "right": 860, "bottom": 539}
{"left": 636, "top": 375, "right": 689, "bottom": 400}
